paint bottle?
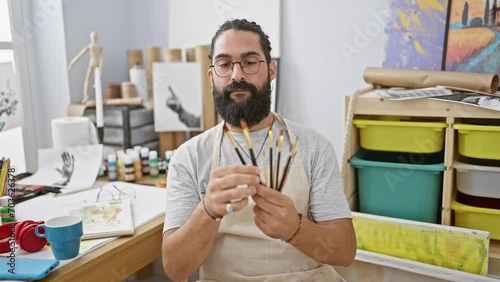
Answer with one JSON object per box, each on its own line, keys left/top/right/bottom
{"left": 107, "top": 154, "right": 118, "bottom": 182}
{"left": 123, "top": 155, "right": 136, "bottom": 182}
{"left": 140, "top": 147, "right": 150, "bottom": 176}
{"left": 116, "top": 150, "right": 126, "bottom": 181}
{"left": 132, "top": 151, "right": 143, "bottom": 181}
{"left": 149, "top": 150, "right": 159, "bottom": 179}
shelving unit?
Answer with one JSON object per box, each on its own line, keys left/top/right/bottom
{"left": 344, "top": 92, "right": 500, "bottom": 278}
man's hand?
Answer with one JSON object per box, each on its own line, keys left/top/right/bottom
{"left": 166, "top": 86, "right": 183, "bottom": 114}
{"left": 54, "top": 151, "right": 75, "bottom": 186}
{"left": 252, "top": 184, "right": 301, "bottom": 241}
{"left": 204, "top": 165, "right": 260, "bottom": 218}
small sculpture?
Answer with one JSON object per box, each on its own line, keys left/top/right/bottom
{"left": 68, "top": 31, "right": 104, "bottom": 104}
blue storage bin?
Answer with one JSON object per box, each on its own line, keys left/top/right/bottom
{"left": 350, "top": 150, "right": 445, "bottom": 223}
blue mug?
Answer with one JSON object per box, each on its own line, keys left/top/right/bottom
{"left": 35, "top": 215, "right": 83, "bottom": 260}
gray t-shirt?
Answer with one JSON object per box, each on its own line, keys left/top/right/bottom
{"left": 163, "top": 117, "right": 351, "bottom": 232}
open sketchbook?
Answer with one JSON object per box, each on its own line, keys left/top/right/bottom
{"left": 65, "top": 199, "right": 134, "bottom": 240}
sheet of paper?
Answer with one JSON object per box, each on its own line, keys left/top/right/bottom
{"left": 0, "top": 126, "right": 27, "bottom": 174}
{"left": 18, "top": 144, "right": 103, "bottom": 190}
{"left": 375, "top": 87, "right": 454, "bottom": 100}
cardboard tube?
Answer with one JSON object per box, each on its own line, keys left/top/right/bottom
{"left": 195, "top": 45, "right": 216, "bottom": 130}
{"left": 364, "top": 67, "right": 499, "bottom": 94}
{"left": 106, "top": 83, "right": 121, "bottom": 99}
{"left": 85, "top": 97, "right": 143, "bottom": 107}
{"left": 121, "top": 82, "right": 137, "bottom": 98}
{"left": 146, "top": 46, "right": 162, "bottom": 102}
{"left": 186, "top": 48, "right": 196, "bottom": 62}
{"left": 163, "top": 48, "right": 182, "bottom": 63}
{"left": 127, "top": 50, "right": 143, "bottom": 74}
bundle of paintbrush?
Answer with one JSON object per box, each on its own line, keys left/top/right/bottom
{"left": 222, "top": 119, "right": 299, "bottom": 192}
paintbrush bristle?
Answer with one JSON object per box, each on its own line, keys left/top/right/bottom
{"left": 240, "top": 119, "right": 253, "bottom": 149}
{"left": 223, "top": 124, "right": 238, "bottom": 148}
{"left": 278, "top": 130, "right": 284, "bottom": 152}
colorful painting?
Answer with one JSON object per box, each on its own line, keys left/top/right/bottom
{"left": 445, "top": 0, "right": 500, "bottom": 74}
{"left": 353, "top": 212, "right": 490, "bottom": 275}
{"left": 382, "top": 0, "right": 450, "bottom": 70}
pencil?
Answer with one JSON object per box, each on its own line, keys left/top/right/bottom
{"left": 278, "top": 137, "right": 299, "bottom": 192}
{"left": 223, "top": 124, "right": 246, "bottom": 165}
{"left": 268, "top": 125, "right": 274, "bottom": 189}
{"left": 240, "top": 119, "right": 257, "bottom": 166}
{"left": 275, "top": 130, "right": 284, "bottom": 189}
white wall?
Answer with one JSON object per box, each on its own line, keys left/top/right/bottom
{"left": 28, "top": 0, "right": 386, "bottom": 168}
{"left": 279, "top": 1, "right": 386, "bottom": 158}
{"left": 63, "top": 0, "right": 168, "bottom": 104}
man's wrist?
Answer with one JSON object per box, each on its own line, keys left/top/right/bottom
{"left": 286, "top": 213, "right": 303, "bottom": 243}
{"left": 202, "top": 197, "right": 223, "bottom": 221}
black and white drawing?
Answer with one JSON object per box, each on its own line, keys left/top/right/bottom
{"left": 18, "top": 144, "right": 103, "bottom": 190}
{"left": 153, "top": 62, "right": 203, "bottom": 132}
{"left": 0, "top": 62, "right": 23, "bottom": 130}
{"left": 432, "top": 92, "right": 500, "bottom": 111}
{"left": 53, "top": 151, "right": 75, "bottom": 186}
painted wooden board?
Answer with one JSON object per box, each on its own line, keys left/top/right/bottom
{"left": 353, "top": 212, "right": 490, "bottom": 275}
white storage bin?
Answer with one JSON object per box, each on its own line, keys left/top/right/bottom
{"left": 454, "top": 161, "right": 500, "bottom": 199}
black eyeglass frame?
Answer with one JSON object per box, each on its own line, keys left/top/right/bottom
{"left": 210, "top": 58, "right": 269, "bottom": 78}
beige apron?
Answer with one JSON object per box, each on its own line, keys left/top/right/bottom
{"left": 199, "top": 113, "right": 345, "bottom": 282}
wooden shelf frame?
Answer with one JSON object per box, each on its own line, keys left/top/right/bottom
{"left": 344, "top": 93, "right": 500, "bottom": 277}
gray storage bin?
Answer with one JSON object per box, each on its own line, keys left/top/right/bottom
{"left": 454, "top": 161, "right": 500, "bottom": 199}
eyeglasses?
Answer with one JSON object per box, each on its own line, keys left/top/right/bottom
{"left": 96, "top": 185, "right": 136, "bottom": 203}
{"left": 210, "top": 57, "right": 267, "bottom": 78}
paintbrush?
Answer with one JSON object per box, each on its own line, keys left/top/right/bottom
{"left": 223, "top": 124, "right": 246, "bottom": 165}
{"left": 240, "top": 119, "right": 258, "bottom": 166}
{"left": 268, "top": 124, "right": 274, "bottom": 189}
{"left": 275, "top": 130, "right": 284, "bottom": 190}
{"left": 277, "top": 137, "right": 299, "bottom": 192}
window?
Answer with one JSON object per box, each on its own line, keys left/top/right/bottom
{"left": 0, "top": 0, "right": 38, "bottom": 173}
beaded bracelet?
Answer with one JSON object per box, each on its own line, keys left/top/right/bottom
{"left": 202, "top": 197, "right": 222, "bottom": 221}
{"left": 286, "top": 213, "right": 303, "bottom": 242}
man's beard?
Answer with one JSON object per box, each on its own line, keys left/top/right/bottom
{"left": 213, "top": 77, "right": 272, "bottom": 128}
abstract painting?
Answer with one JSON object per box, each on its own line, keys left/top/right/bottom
{"left": 382, "top": 0, "right": 450, "bottom": 70}
{"left": 445, "top": 0, "right": 500, "bottom": 75}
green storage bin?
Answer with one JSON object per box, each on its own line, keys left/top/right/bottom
{"left": 350, "top": 150, "right": 445, "bottom": 223}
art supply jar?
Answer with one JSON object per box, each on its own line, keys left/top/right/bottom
{"left": 123, "top": 155, "right": 136, "bottom": 183}
{"left": 140, "top": 147, "right": 150, "bottom": 176}
{"left": 107, "top": 154, "right": 118, "bottom": 182}
{"left": 149, "top": 150, "right": 159, "bottom": 179}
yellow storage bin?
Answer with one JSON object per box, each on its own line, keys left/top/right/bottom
{"left": 453, "top": 123, "right": 500, "bottom": 160}
{"left": 451, "top": 195, "right": 500, "bottom": 240}
{"left": 353, "top": 118, "right": 447, "bottom": 153}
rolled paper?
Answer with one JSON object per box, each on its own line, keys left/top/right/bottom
{"left": 127, "top": 50, "right": 144, "bottom": 75}
{"left": 363, "top": 67, "right": 499, "bottom": 94}
{"left": 121, "top": 82, "right": 137, "bottom": 98}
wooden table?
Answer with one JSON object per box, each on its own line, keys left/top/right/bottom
{"left": 41, "top": 216, "right": 164, "bottom": 281}
{"left": 41, "top": 174, "right": 167, "bottom": 281}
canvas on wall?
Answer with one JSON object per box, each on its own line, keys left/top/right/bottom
{"left": 445, "top": 0, "right": 500, "bottom": 75}
{"left": 0, "top": 62, "right": 24, "bottom": 130}
{"left": 382, "top": 0, "right": 450, "bottom": 70}
{"left": 153, "top": 62, "right": 203, "bottom": 132}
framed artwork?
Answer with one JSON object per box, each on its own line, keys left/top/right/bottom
{"left": 153, "top": 62, "right": 204, "bottom": 132}
{"left": 382, "top": 0, "right": 450, "bottom": 70}
{"left": 0, "top": 62, "right": 24, "bottom": 130}
{"left": 444, "top": 0, "right": 500, "bottom": 75}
